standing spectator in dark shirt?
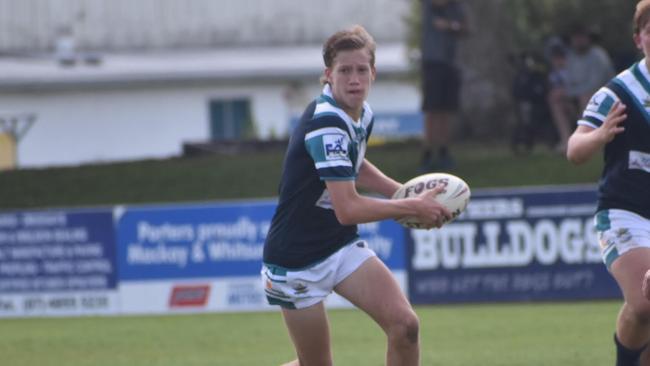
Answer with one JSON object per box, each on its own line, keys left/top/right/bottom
{"left": 419, "top": 0, "right": 467, "bottom": 172}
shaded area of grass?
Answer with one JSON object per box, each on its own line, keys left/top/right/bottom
{"left": 0, "top": 140, "right": 603, "bottom": 210}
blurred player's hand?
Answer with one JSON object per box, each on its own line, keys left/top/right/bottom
{"left": 597, "top": 101, "right": 626, "bottom": 144}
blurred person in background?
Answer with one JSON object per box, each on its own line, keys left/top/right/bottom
{"left": 566, "top": 24, "right": 615, "bottom": 111}
{"left": 546, "top": 43, "right": 575, "bottom": 153}
{"left": 262, "top": 25, "right": 451, "bottom": 366}
{"left": 419, "top": 0, "right": 467, "bottom": 172}
{"left": 566, "top": 2, "right": 650, "bottom": 365}
{"left": 510, "top": 50, "right": 552, "bottom": 154}
{"left": 555, "top": 23, "right": 615, "bottom": 153}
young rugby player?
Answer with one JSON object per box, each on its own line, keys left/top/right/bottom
{"left": 261, "top": 25, "right": 451, "bottom": 366}
{"left": 567, "top": 2, "right": 650, "bottom": 365}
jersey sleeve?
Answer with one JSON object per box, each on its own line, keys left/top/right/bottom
{"left": 304, "top": 124, "right": 355, "bottom": 181}
{"left": 578, "top": 86, "right": 619, "bottom": 129}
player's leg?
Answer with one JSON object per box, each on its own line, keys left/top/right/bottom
{"left": 599, "top": 209, "right": 650, "bottom": 365}
{"left": 262, "top": 262, "right": 334, "bottom": 366}
{"left": 610, "top": 248, "right": 650, "bottom": 366}
{"left": 281, "top": 302, "right": 332, "bottom": 366}
{"left": 334, "top": 256, "right": 419, "bottom": 366}
{"left": 642, "top": 268, "right": 650, "bottom": 366}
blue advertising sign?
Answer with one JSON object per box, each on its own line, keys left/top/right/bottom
{"left": 359, "top": 220, "right": 406, "bottom": 270}
{"left": 0, "top": 209, "right": 116, "bottom": 293}
{"left": 371, "top": 112, "right": 423, "bottom": 138}
{"left": 116, "top": 200, "right": 405, "bottom": 281}
{"left": 407, "top": 185, "right": 621, "bottom": 304}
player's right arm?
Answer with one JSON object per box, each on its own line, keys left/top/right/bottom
{"left": 567, "top": 100, "right": 627, "bottom": 165}
{"left": 325, "top": 180, "right": 451, "bottom": 228}
{"left": 303, "top": 116, "right": 449, "bottom": 227}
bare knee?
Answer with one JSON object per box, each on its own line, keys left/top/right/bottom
{"left": 623, "top": 302, "right": 650, "bottom": 326}
{"left": 386, "top": 310, "right": 420, "bottom": 345}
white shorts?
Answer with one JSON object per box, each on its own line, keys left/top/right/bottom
{"left": 596, "top": 209, "right": 650, "bottom": 269}
{"left": 261, "top": 239, "right": 376, "bottom": 309}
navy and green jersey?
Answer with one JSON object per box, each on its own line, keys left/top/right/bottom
{"left": 263, "top": 84, "right": 374, "bottom": 268}
{"left": 578, "top": 59, "right": 650, "bottom": 218}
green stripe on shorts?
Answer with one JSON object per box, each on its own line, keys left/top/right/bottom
{"left": 596, "top": 210, "right": 611, "bottom": 231}
{"left": 604, "top": 246, "right": 620, "bottom": 269}
{"left": 266, "top": 296, "right": 296, "bottom": 309}
{"left": 264, "top": 264, "right": 287, "bottom": 276}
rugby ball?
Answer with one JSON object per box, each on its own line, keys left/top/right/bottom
{"left": 391, "top": 172, "right": 471, "bottom": 229}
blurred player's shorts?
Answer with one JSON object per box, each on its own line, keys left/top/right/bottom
{"left": 597, "top": 209, "right": 650, "bottom": 269}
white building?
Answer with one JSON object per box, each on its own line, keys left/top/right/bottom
{"left": 0, "top": 45, "right": 421, "bottom": 168}
{"left": 0, "top": 0, "right": 423, "bottom": 168}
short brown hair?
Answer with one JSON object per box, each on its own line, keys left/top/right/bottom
{"left": 635, "top": 0, "right": 650, "bottom": 33}
{"left": 320, "top": 25, "right": 376, "bottom": 84}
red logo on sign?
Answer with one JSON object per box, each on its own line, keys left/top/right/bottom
{"left": 169, "top": 285, "right": 211, "bottom": 307}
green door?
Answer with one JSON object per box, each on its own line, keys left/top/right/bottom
{"left": 209, "top": 99, "right": 253, "bottom": 140}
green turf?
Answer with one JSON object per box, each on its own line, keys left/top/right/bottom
{"left": 0, "top": 301, "right": 619, "bottom": 366}
{"left": 0, "top": 141, "right": 602, "bottom": 210}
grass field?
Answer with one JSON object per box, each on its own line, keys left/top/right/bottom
{"left": 1, "top": 301, "right": 620, "bottom": 366}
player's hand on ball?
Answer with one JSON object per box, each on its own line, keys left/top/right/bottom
{"left": 414, "top": 185, "right": 453, "bottom": 229}
{"left": 392, "top": 172, "right": 471, "bottom": 229}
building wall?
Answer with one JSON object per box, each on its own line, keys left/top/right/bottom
{"left": 0, "top": 84, "right": 285, "bottom": 167}
{"left": 0, "top": 79, "right": 419, "bottom": 168}
{"left": 0, "top": 0, "right": 410, "bottom": 53}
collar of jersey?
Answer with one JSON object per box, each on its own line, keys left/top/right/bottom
{"left": 613, "top": 58, "right": 650, "bottom": 128}
{"left": 634, "top": 58, "right": 650, "bottom": 91}
{"left": 318, "top": 84, "right": 370, "bottom": 126}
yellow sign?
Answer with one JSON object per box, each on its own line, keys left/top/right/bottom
{"left": 0, "top": 133, "right": 16, "bottom": 170}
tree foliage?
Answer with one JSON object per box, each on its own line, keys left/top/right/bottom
{"left": 405, "top": 0, "right": 641, "bottom": 139}
{"left": 502, "top": 0, "right": 639, "bottom": 69}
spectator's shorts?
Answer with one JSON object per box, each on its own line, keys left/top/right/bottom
{"left": 422, "top": 61, "right": 461, "bottom": 112}
{"left": 596, "top": 209, "right": 650, "bottom": 270}
{"left": 261, "top": 240, "right": 376, "bottom": 309}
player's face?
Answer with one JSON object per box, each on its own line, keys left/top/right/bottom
{"left": 635, "top": 21, "right": 650, "bottom": 58}
{"left": 325, "top": 49, "right": 376, "bottom": 120}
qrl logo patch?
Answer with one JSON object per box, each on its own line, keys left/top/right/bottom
{"left": 322, "top": 134, "right": 349, "bottom": 160}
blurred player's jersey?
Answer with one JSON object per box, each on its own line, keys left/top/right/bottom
{"left": 578, "top": 59, "right": 650, "bottom": 218}
{"left": 263, "top": 84, "right": 374, "bottom": 268}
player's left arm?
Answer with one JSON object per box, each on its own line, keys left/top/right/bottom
{"left": 356, "top": 159, "right": 401, "bottom": 198}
